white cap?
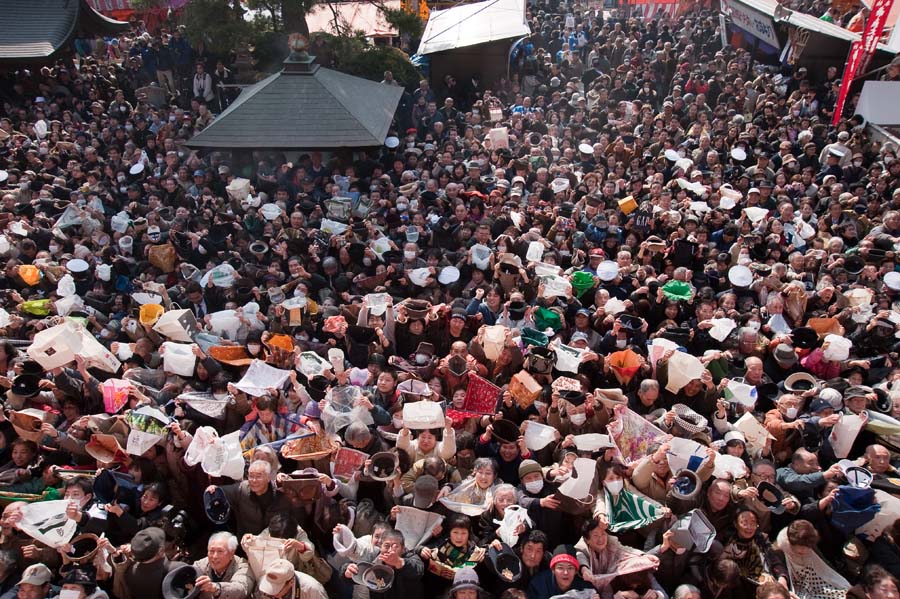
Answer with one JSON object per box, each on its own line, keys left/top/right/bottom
{"left": 728, "top": 265, "right": 753, "bottom": 287}
{"left": 597, "top": 261, "right": 619, "bottom": 282}
{"left": 118, "top": 235, "right": 133, "bottom": 251}
{"left": 724, "top": 430, "right": 746, "bottom": 444}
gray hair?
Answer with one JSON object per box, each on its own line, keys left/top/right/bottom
{"left": 248, "top": 460, "right": 272, "bottom": 477}
{"left": 494, "top": 484, "right": 516, "bottom": 500}
{"left": 639, "top": 380, "right": 659, "bottom": 393}
{"left": 673, "top": 584, "right": 702, "bottom": 599}
{"left": 472, "top": 457, "right": 497, "bottom": 475}
{"left": 208, "top": 532, "right": 238, "bottom": 553}
{"left": 345, "top": 422, "right": 372, "bottom": 444}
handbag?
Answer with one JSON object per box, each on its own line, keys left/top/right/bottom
{"left": 297, "top": 554, "right": 333, "bottom": 584}
{"left": 148, "top": 242, "right": 177, "bottom": 273}
{"left": 27, "top": 321, "right": 82, "bottom": 369}
{"left": 153, "top": 308, "right": 198, "bottom": 342}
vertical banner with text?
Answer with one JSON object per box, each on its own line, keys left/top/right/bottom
{"left": 833, "top": 0, "right": 894, "bottom": 125}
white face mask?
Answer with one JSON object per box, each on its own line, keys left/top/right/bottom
{"left": 525, "top": 479, "right": 544, "bottom": 494}
{"left": 404, "top": 250, "right": 417, "bottom": 261}
{"left": 393, "top": 417, "right": 404, "bottom": 429}
{"left": 785, "top": 407, "right": 798, "bottom": 419}
{"left": 674, "top": 546, "right": 688, "bottom": 555}
{"left": 569, "top": 412, "right": 587, "bottom": 426}
{"left": 615, "top": 338, "right": 627, "bottom": 348}
{"left": 605, "top": 479, "right": 624, "bottom": 495}
{"left": 415, "top": 353, "right": 430, "bottom": 365}
{"left": 213, "top": 393, "right": 229, "bottom": 401}
{"left": 247, "top": 344, "right": 262, "bottom": 355}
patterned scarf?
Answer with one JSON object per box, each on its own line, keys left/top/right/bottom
{"left": 605, "top": 489, "right": 663, "bottom": 533}
{"left": 239, "top": 413, "right": 302, "bottom": 453}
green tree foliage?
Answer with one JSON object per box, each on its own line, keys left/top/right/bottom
{"left": 313, "top": 33, "right": 420, "bottom": 87}
{"left": 380, "top": 6, "right": 424, "bottom": 39}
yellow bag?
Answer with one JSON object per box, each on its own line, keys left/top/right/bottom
{"left": 139, "top": 304, "right": 165, "bottom": 326}
{"left": 18, "top": 265, "right": 40, "bottom": 286}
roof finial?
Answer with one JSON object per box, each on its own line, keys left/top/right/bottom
{"left": 287, "top": 33, "right": 310, "bottom": 59}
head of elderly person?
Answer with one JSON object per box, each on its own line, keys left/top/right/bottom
{"left": 344, "top": 421, "right": 372, "bottom": 451}
{"left": 207, "top": 532, "right": 238, "bottom": 573}
{"left": 247, "top": 460, "right": 272, "bottom": 495}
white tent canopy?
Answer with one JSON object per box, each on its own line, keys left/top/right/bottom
{"left": 417, "top": 0, "right": 530, "bottom": 55}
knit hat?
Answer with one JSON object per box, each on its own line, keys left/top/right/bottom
{"left": 518, "top": 460, "right": 542, "bottom": 480}
{"left": 450, "top": 567, "right": 482, "bottom": 593}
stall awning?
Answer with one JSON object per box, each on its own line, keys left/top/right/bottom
{"left": 417, "top": 0, "right": 530, "bottom": 55}
{"left": 0, "top": 0, "right": 129, "bottom": 63}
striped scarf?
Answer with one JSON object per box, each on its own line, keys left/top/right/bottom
{"left": 606, "top": 489, "right": 663, "bottom": 533}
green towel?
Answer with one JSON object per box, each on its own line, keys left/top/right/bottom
{"left": 571, "top": 271, "right": 597, "bottom": 296}
{"left": 534, "top": 307, "right": 562, "bottom": 332}
{"left": 606, "top": 488, "right": 664, "bottom": 533}
{"left": 662, "top": 280, "right": 692, "bottom": 301}
{"left": 521, "top": 327, "right": 549, "bottom": 347}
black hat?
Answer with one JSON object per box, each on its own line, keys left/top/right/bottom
{"left": 619, "top": 314, "right": 644, "bottom": 331}
{"left": 757, "top": 481, "right": 785, "bottom": 514}
{"left": 790, "top": 327, "right": 818, "bottom": 349}
{"left": 526, "top": 347, "right": 555, "bottom": 374}
{"left": 874, "top": 388, "right": 893, "bottom": 414}
{"left": 307, "top": 376, "right": 331, "bottom": 401}
{"left": 365, "top": 452, "right": 399, "bottom": 481}
{"left": 19, "top": 360, "right": 43, "bottom": 377}
{"left": 382, "top": 250, "right": 402, "bottom": 264}
{"left": 560, "top": 390, "right": 586, "bottom": 406}
{"left": 162, "top": 564, "right": 203, "bottom": 599}
{"left": 92, "top": 469, "right": 139, "bottom": 509}
{"left": 64, "top": 534, "right": 100, "bottom": 566}
{"left": 61, "top": 567, "right": 96, "bottom": 590}
{"left": 204, "top": 486, "right": 231, "bottom": 525}
{"left": 844, "top": 255, "right": 865, "bottom": 276}
{"left": 508, "top": 300, "right": 527, "bottom": 320}
{"left": 491, "top": 419, "right": 520, "bottom": 444}
{"left": 132, "top": 527, "right": 166, "bottom": 562}
{"left": 10, "top": 374, "right": 40, "bottom": 398}
{"left": 488, "top": 543, "right": 523, "bottom": 583}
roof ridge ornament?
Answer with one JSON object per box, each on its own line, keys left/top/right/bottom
{"left": 284, "top": 33, "right": 318, "bottom": 74}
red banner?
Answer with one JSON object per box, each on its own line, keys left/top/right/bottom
{"left": 861, "top": 0, "right": 894, "bottom": 73}
{"left": 833, "top": 41, "right": 865, "bottom": 126}
{"left": 833, "top": 0, "right": 894, "bottom": 125}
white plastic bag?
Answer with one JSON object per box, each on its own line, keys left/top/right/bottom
{"left": 162, "top": 342, "right": 197, "bottom": 377}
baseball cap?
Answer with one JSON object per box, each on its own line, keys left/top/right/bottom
{"left": 131, "top": 527, "right": 166, "bottom": 561}
{"left": 258, "top": 559, "right": 295, "bottom": 596}
{"left": 20, "top": 564, "right": 51, "bottom": 586}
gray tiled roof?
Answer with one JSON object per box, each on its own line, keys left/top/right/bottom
{"left": 186, "top": 63, "right": 404, "bottom": 149}
{"left": 0, "top": 0, "right": 129, "bottom": 61}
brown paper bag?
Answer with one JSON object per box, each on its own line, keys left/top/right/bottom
{"left": 510, "top": 371, "right": 542, "bottom": 408}
{"left": 148, "top": 243, "right": 177, "bottom": 273}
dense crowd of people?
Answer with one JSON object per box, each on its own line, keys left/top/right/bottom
{"left": 2, "top": 2, "right": 900, "bottom": 599}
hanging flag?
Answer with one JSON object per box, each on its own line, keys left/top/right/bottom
{"left": 833, "top": 0, "right": 895, "bottom": 125}
{"left": 859, "top": 0, "right": 894, "bottom": 73}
